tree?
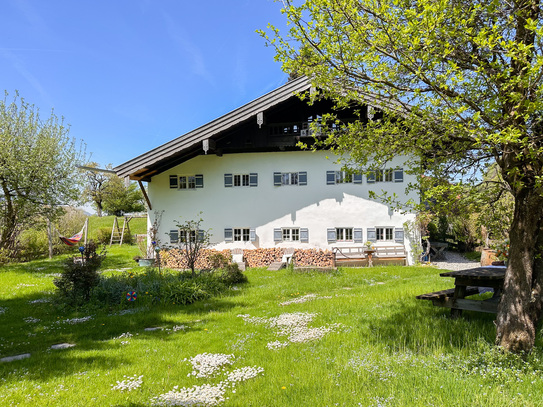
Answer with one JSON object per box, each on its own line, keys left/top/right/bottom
{"left": 0, "top": 92, "right": 85, "bottom": 256}
{"left": 264, "top": 0, "right": 543, "bottom": 353}
{"left": 174, "top": 214, "right": 211, "bottom": 277}
{"left": 102, "top": 176, "right": 145, "bottom": 216}
{"left": 82, "top": 162, "right": 111, "bottom": 217}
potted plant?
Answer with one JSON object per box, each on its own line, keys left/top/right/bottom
{"left": 364, "top": 241, "right": 374, "bottom": 250}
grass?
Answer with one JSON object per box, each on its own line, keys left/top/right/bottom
{"left": 1, "top": 247, "right": 543, "bottom": 406}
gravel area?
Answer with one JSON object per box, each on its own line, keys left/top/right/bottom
{"left": 430, "top": 250, "right": 480, "bottom": 271}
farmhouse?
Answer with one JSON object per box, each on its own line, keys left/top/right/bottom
{"left": 114, "top": 77, "right": 418, "bottom": 266}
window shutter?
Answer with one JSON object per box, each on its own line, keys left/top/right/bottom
{"left": 169, "top": 175, "right": 178, "bottom": 189}
{"left": 327, "top": 228, "right": 337, "bottom": 242}
{"left": 395, "top": 228, "right": 404, "bottom": 243}
{"left": 249, "top": 173, "right": 258, "bottom": 187}
{"left": 224, "top": 173, "right": 233, "bottom": 187}
{"left": 169, "top": 229, "right": 179, "bottom": 244}
{"left": 299, "top": 171, "right": 307, "bottom": 186}
{"left": 394, "top": 169, "right": 404, "bottom": 183}
{"left": 224, "top": 228, "right": 233, "bottom": 242}
{"left": 197, "top": 230, "right": 205, "bottom": 242}
{"left": 326, "top": 171, "right": 336, "bottom": 185}
{"left": 250, "top": 228, "right": 257, "bottom": 242}
{"left": 273, "top": 172, "right": 282, "bottom": 186}
{"left": 367, "top": 228, "right": 377, "bottom": 242}
{"left": 273, "top": 228, "right": 282, "bottom": 242}
{"left": 367, "top": 171, "right": 376, "bottom": 183}
{"left": 195, "top": 174, "right": 204, "bottom": 188}
{"left": 300, "top": 228, "right": 309, "bottom": 243}
{"left": 353, "top": 228, "right": 363, "bottom": 243}
{"left": 353, "top": 173, "right": 363, "bottom": 184}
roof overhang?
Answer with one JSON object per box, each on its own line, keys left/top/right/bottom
{"left": 114, "top": 76, "right": 312, "bottom": 181}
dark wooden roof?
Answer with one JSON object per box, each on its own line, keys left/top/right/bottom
{"left": 114, "top": 77, "right": 314, "bottom": 181}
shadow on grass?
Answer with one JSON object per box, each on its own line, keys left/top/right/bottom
{"left": 361, "top": 298, "right": 497, "bottom": 353}
{"left": 0, "top": 287, "right": 246, "bottom": 382}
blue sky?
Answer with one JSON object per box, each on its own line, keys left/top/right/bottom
{"left": 0, "top": 0, "right": 290, "bottom": 168}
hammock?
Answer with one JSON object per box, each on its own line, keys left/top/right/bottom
{"left": 59, "top": 221, "right": 87, "bottom": 246}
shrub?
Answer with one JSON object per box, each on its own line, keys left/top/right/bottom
{"left": 94, "top": 227, "right": 112, "bottom": 245}
{"left": 54, "top": 241, "right": 107, "bottom": 305}
{"left": 219, "top": 263, "right": 247, "bottom": 286}
{"left": 92, "top": 268, "right": 230, "bottom": 307}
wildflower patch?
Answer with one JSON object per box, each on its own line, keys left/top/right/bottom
{"left": 238, "top": 312, "right": 343, "bottom": 349}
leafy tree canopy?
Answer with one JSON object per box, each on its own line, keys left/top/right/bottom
{"left": 0, "top": 92, "right": 85, "bottom": 255}
{"left": 263, "top": 0, "right": 543, "bottom": 353}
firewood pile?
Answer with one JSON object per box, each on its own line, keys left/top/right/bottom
{"left": 293, "top": 249, "right": 335, "bottom": 268}
{"left": 160, "top": 248, "right": 232, "bottom": 269}
{"left": 243, "top": 248, "right": 284, "bottom": 268}
{"left": 159, "top": 247, "right": 335, "bottom": 269}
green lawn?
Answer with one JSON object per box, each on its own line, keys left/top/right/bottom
{"left": 1, "top": 247, "right": 542, "bottom": 406}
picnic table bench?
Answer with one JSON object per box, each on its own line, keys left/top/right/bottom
{"left": 417, "top": 266, "right": 506, "bottom": 317}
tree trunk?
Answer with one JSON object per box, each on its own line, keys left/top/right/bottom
{"left": 495, "top": 188, "right": 543, "bottom": 353}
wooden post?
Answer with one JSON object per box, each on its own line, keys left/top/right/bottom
{"left": 46, "top": 218, "right": 53, "bottom": 259}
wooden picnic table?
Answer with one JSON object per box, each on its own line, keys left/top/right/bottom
{"left": 417, "top": 266, "right": 506, "bottom": 317}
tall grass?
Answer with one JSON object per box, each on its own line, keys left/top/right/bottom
{"left": 1, "top": 251, "right": 542, "bottom": 406}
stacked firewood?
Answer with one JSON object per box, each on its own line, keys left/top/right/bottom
{"left": 293, "top": 249, "right": 335, "bottom": 268}
{"left": 243, "top": 248, "right": 284, "bottom": 268}
{"left": 160, "top": 248, "right": 232, "bottom": 270}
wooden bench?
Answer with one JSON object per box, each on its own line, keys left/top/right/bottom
{"left": 373, "top": 246, "right": 407, "bottom": 265}
{"left": 333, "top": 245, "right": 407, "bottom": 266}
{"left": 416, "top": 286, "right": 479, "bottom": 301}
{"left": 417, "top": 286, "right": 482, "bottom": 312}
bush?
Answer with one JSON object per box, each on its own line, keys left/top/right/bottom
{"left": 219, "top": 263, "right": 247, "bottom": 286}
{"left": 54, "top": 241, "right": 107, "bottom": 305}
{"left": 92, "top": 268, "right": 231, "bottom": 307}
{"left": 94, "top": 227, "right": 111, "bottom": 245}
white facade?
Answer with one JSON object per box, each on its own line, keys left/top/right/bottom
{"left": 148, "top": 150, "right": 417, "bottom": 264}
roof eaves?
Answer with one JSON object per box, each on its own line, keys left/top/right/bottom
{"left": 114, "top": 77, "right": 311, "bottom": 179}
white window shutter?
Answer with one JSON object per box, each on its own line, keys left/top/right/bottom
{"left": 169, "top": 175, "right": 178, "bottom": 189}
{"left": 169, "top": 229, "right": 179, "bottom": 243}
{"left": 394, "top": 169, "right": 404, "bottom": 183}
{"left": 353, "top": 173, "right": 363, "bottom": 184}
{"left": 367, "top": 228, "right": 377, "bottom": 242}
{"left": 273, "top": 172, "right": 282, "bottom": 186}
{"left": 299, "top": 171, "right": 307, "bottom": 186}
{"left": 224, "top": 173, "right": 233, "bottom": 187}
{"left": 195, "top": 174, "right": 204, "bottom": 188}
{"left": 249, "top": 173, "right": 258, "bottom": 187}
{"left": 224, "top": 228, "right": 233, "bottom": 242}
{"left": 273, "top": 228, "right": 282, "bottom": 242}
{"left": 300, "top": 228, "right": 309, "bottom": 243}
{"left": 367, "top": 171, "right": 376, "bottom": 183}
{"left": 327, "top": 228, "right": 337, "bottom": 242}
{"left": 250, "top": 228, "right": 257, "bottom": 242}
{"left": 326, "top": 171, "right": 336, "bottom": 185}
{"left": 395, "top": 228, "right": 405, "bottom": 243}
{"left": 353, "top": 228, "right": 363, "bottom": 243}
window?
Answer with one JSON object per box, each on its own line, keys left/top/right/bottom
{"left": 282, "top": 228, "right": 300, "bottom": 242}
{"left": 234, "top": 174, "right": 250, "bottom": 187}
{"left": 274, "top": 227, "right": 309, "bottom": 242}
{"left": 180, "top": 230, "right": 197, "bottom": 243}
{"left": 326, "top": 170, "right": 362, "bottom": 185}
{"left": 336, "top": 227, "right": 353, "bottom": 241}
{"left": 170, "top": 174, "right": 204, "bottom": 189}
{"left": 367, "top": 169, "right": 403, "bottom": 183}
{"left": 274, "top": 172, "right": 307, "bottom": 186}
{"left": 225, "top": 228, "right": 256, "bottom": 242}
{"left": 225, "top": 173, "right": 258, "bottom": 187}
{"left": 327, "top": 228, "right": 362, "bottom": 243}
{"left": 376, "top": 227, "right": 394, "bottom": 241}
